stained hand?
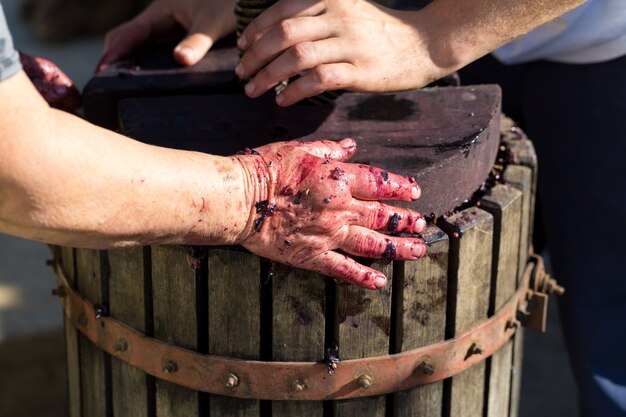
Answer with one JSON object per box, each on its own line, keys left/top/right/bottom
{"left": 236, "top": 0, "right": 435, "bottom": 106}
{"left": 234, "top": 138, "right": 426, "bottom": 290}
{"left": 97, "top": 0, "right": 237, "bottom": 72}
{"left": 20, "top": 53, "right": 82, "bottom": 114}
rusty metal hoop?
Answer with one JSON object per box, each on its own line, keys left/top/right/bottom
{"left": 54, "top": 255, "right": 557, "bottom": 401}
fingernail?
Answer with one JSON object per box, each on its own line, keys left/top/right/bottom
{"left": 174, "top": 45, "right": 195, "bottom": 63}
{"left": 412, "top": 241, "right": 426, "bottom": 258}
{"left": 245, "top": 81, "right": 256, "bottom": 96}
{"left": 415, "top": 217, "right": 427, "bottom": 233}
{"left": 373, "top": 275, "right": 387, "bottom": 289}
{"left": 235, "top": 63, "right": 244, "bottom": 78}
{"left": 411, "top": 185, "right": 421, "bottom": 200}
{"left": 341, "top": 138, "right": 356, "bottom": 149}
{"left": 237, "top": 36, "right": 247, "bottom": 50}
{"left": 276, "top": 94, "right": 284, "bottom": 105}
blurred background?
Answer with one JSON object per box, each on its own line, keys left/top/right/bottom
{"left": 0, "top": 1, "right": 578, "bottom": 416}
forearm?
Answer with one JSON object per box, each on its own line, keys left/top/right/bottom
{"left": 0, "top": 71, "right": 430, "bottom": 288}
{"left": 0, "top": 72, "right": 252, "bottom": 248}
{"left": 411, "top": 0, "right": 587, "bottom": 81}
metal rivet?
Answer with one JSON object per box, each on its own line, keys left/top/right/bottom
{"left": 163, "top": 361, "right": 178, "bottom": 374}
{"left": 78, "top": 313, "right": 88, "bottom": 326}
{"left": 505, "top": 320, "right": 519, "bottom": 331}
{"left": 356, "top": 374, "right": 372, "bottom": 389}
{"left": 293, "top": 379, "right": 306, "bottom": 392}
{"left": 226, "top": 373, "right": 239, "bottom": 388}
{"left": 94, "top": 304, "right": 109, "bottom": 320}
{"left": 465, "top": 343, "right": 483, "bottom": 360}
{"left": 416, "top": 361, "right": 435, "bottom": 376}
{"left": 112, "top": 338, "right": 128, "bottom": 353}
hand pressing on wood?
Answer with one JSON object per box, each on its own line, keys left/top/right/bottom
{"left": 96, "top": 0, "right": 237, "bottom": 72}
{"left": 234, "top": 138, "right": 427, "bottom": 289}
{"left": 236, "top": 0, "right": 587, "bottom": 106}
{"left": 236, "top": 0, "right": 431, "bottom": 106}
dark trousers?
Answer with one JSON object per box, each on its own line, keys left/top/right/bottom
{"left": 460, "top": 54, "right": 626, "bottom": 417}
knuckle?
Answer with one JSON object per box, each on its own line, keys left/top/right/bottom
{"left": 254, "top": 67, "right": 271, "bottom": 85}
{"left": 290, "top": 42, "right": 313, "bottom": 67}
{"left": 277, "top": 19, "right": 294, "bottom": 41}
{"left": 357, "top": 234, "right": 381, "bottom": 254}
{"left": 329, "top": 259, "right": 357, "bottom": 280}
{"left": 311, "top": 67, "right": 339, "bottom": 89}
{"left": 366, "top": 204, "right": 387, "bottom": 229}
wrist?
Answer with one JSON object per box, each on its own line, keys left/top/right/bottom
{"left": 230, "top": 153, "right": 272, "bottom": 244}
{"left": 405, "top": 4, "right": 481, "bottom": 85}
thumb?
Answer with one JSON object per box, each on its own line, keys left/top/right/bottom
{"left": 173, "top": 8, "right": 237, "bottom": 67}
{"left": 173, "top": 31, "right": 216, "bottom": 67}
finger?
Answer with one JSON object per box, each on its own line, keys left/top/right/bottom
{"left": 174, "top": 10, "right": 236, "bottom": 66}
{"left": 243, "top": 38, "right": 347, "bottom": 98}
{"left": 97, "top": 2, "right": 175, "bottom": 73}
{"left": 238, "top": 0, "right": 326, "bottom": 50}
{"left": 347, "top": 199, "right": 426, "bottom": 234}
{"left": 298, "top": 138, "right": 357, "bottom": 161}
{"left": 237, "top": 16, "right": 334, "bottom": 80}
{"left": 340, "top": 227, "right": 426, "bottom": 260}
{"left": 339, "top": 163, "right": 421, "bottom": 202}
{"left": 274, "top": 63, "right": 356, "bottom": 106}
{"left": 306, "top": 250, "right": 388, "bottom": 290}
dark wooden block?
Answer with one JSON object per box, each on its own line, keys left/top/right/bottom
{"left": 83, "top": 42, "right": 240, "bottom": 129}
{"left": 118, "top": 86, "right": 501, "bottom": 217}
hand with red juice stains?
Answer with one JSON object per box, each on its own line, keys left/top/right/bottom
{"left": 97, "top": 0, "right": 237, "bottom": 72}
{"left": 19, "top": 53, "right": 82, "bottom": 114}
{"left": 233, "top": 138, "right": 427, "bottom": 290}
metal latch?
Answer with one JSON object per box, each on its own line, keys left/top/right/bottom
{"left": 518, "top": 253, "right": 565, "bottom": 332}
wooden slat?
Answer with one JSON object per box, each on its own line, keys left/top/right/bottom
{"left": 441, "top": 208, "right": 493, "bottom": 417}
{"left": 501, "top": 118, "right": 538, "bottom": 244}
{"left": 152, "top": 245, "right": 202, "bottom": 417}
{"left": 481, "top": 185, "right": 523, "bottom": 417}
{"left": 335, "top": 261, "right": 393, "bottom": 417}
{"left": 75, "top": 248, "right": 111, "bottom": 417}
{"left": 208, "top": 249, "right": 261, "bottom": 417}
{"left": 503, "top": 165, "right": 533, "bottom": 285}
{"left": 62, "top": 246, "right": 81, "bottom": 417}
{"left": 109, "top": 247, "right": 153, "bottom": 417}
{"left": 271, "top": 264, "right": 325, "bottom": 417}
{"left": 503, "top": 165, "right": 534, "bottom": 417}
{"left": 393, "top": 225, "right": 449, "bottom": 417}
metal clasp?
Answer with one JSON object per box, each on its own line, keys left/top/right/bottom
{"left": 518, "top": 253, "right": 565, "bottom": 332}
